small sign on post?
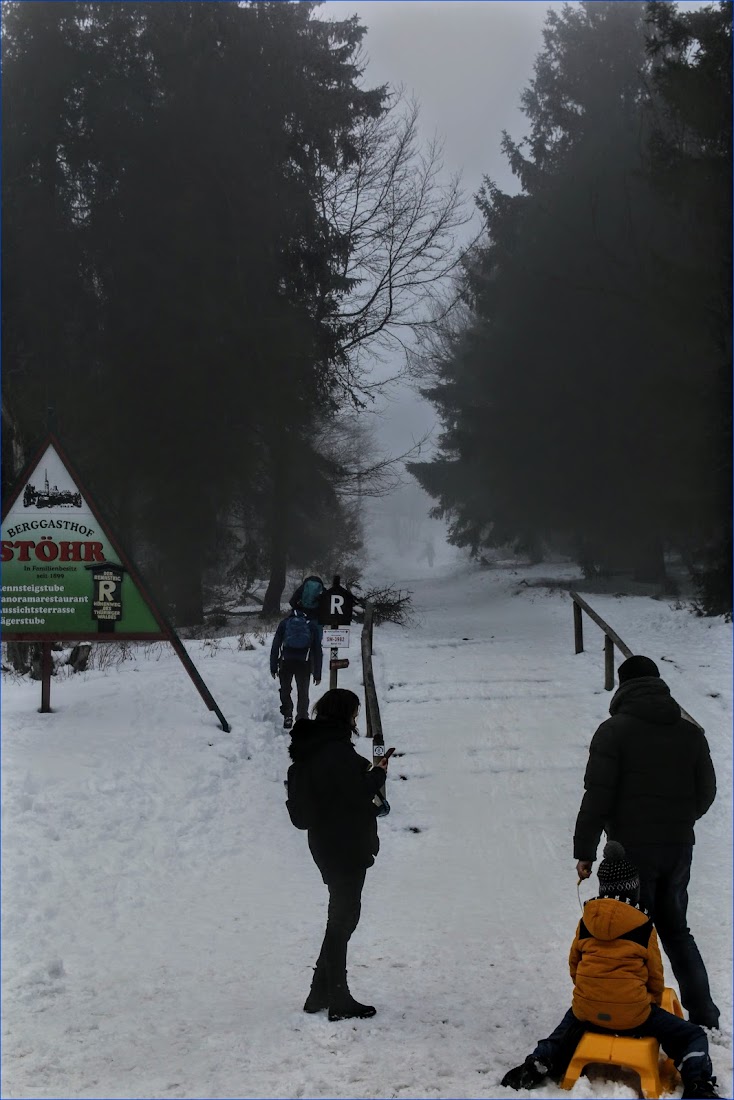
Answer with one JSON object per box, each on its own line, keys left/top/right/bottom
{"left": 330, "top": 657, "right": 350, "bottom": 671}
{"left": 322, "top": 627, "right": 350, "bottom": 649}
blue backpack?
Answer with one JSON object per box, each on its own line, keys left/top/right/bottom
{"left": 283, "top": 611, "right": 312, "bottom": 654}
{"left": 300, "top": 578, "right": 323, "bottom": 610}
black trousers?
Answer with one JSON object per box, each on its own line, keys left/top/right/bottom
{"left": 315, "top": 869, "right": 367, "bottom": 983}
{"left": 278, "top": 659, "right": 311, "bottom": 720}
{"left": 625, "top": 843, "right": 719, "bottom": 1026}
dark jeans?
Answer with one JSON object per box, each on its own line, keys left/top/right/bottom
{"left": 315, "top": 869, "right": 366, "bottom": 983}
{"left": 278, "top": 659, "right": 311, "bottom": 720}
{"left": 533, "top": 1005, "right": 712, "bottom": 1085}
{"left": 625, "top": 843, "right": 719, "bottom": 1027}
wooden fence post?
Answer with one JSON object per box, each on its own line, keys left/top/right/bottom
{"left": 573, "top": 600, "right": 584, "bottom": 654}
{"left": 570, "top": 590, "right": 704, "bottom": 727}
{"left": 604, "top": 634, "right": 614, "bottom": 691}
{"left": 39, "top": 642, "right": 53, "bottom": 713}
{"left": 361, "top": 603, "right": 374, "bottom": 740}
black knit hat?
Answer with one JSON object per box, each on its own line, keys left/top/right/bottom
{"left": 598, "top": 841, "right": 640, "bottom": 902}
{"left": 618, "top": 655, "right": 660, "bottom": 684}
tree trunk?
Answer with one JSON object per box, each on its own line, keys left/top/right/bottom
{"left": 7, "top": 641, "right": 32, "bottom": 674}
{"left": 164, "top": 520, "right": 206, "bottom": 626}
{"left": 261, "top": 449, "right": 288, "bottom": 617}
{"left": 632, "top": 537, "right": 666, "bottom": 584}
{"left": 169, "top": 565, "right": 205, "bottom": 626}
{"left": 261, "top": 543, "right": 287, "bottom": 617}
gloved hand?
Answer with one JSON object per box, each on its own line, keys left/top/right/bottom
{"left": 271, "top": 671, "right": 277, "bottom": 680}
{"left": 313, "top": 678, "right": 321, "bottom": 686}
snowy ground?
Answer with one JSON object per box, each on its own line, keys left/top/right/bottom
{"left": 2, "top": 558, "right": 732, "bottom": 1099}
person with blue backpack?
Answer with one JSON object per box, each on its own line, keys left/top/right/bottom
{"left": 289, "top": 575, "right": 325, "bottom": 616}
{"left": 289, "top": 574, "right": 325, "bottom": 647}
{"left": 270, "top": 609, "right": 323, "bottom": 729}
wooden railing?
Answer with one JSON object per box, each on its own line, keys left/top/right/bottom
{"left": 361, "top": 602, "right": 385, "bottom": 763}
{"left": 570, "top": 590, "right": 702, "bottom": 730}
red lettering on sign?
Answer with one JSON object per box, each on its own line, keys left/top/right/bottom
{"left": 82, "top": 542, "right": 105, "bottom": 563}
{"left": 1, "top": 538, "right": 105, "bottom": 562}
{"left": 14, "top": 540, "right": 35, "bottom": 561}
{"left": 35, "top": 539, "right": 59, "bottom": 561}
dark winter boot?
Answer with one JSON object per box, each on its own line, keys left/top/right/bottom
{"left": 327, "top": 970, "right": 376, "bottom": 1021}
{"left": 682, "top": 1078, "right": 719, "bottom": 1099}
{"left": 500, "top": 1056, "right": 549, "bottom": 1091}
{"left": 303, "top": 965, "right": 329, "bottom": 1014}
{"left": 283, "top": 716, "right": 293, "bottom": 730}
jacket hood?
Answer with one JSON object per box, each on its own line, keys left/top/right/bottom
{"left": 609, "top": 676, "right": 681, "bottom": 725}
{"left": 582, "top": 897, "right": 649, "bottom": 940}
{"left": 289, "top": 716, "right": 352, "bottom": 762}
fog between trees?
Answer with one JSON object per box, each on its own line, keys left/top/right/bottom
{"left": 3, "top": 1, "right": 730, "bottom": 621}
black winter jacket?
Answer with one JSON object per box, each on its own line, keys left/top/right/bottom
{"left": 574, "top": 676, "right": 716, "bottom": 861}
{"left": 289, "top": 716, "right": 384, "bottom": 883}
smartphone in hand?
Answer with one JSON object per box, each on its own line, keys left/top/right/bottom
{"left": 373, "top": 746, "right": 395, "bottom": 769}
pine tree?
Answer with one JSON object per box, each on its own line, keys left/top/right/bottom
{"left": 412, "top": 1, "right": 731, "bottom": 605}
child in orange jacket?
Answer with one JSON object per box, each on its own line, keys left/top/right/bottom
{"left": 501, "top": 842, "right": 718, "bottom": 1099}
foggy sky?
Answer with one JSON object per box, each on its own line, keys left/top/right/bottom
{"left": 320, "top": 1, "right": 559, "bottom": 459}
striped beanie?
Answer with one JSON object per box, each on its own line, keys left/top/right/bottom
{"left": 598, "top": 841, "right": 640, "bottom": 902}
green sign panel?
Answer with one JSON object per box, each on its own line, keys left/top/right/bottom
{"left": 1, "top": 439, "right": 165, "bottom": 639}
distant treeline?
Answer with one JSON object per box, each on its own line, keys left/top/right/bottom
{"left": 410, "top": 2, "right": 731, "bottom": 614}
{"left": 2, "top": 1, "right": 463, "bottom": 622}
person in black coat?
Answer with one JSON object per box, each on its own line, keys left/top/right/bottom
{"left": 574, "top": 655, "right": 719, "bottom": 1028}
{"left": 288, "top": 688, "right": 390, "bottom": 1021}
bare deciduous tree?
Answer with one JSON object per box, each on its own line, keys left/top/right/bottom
{"left": 317, "top": 91, "right": 473, "bottom": 402}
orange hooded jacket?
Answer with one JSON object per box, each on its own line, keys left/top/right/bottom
{"left": 569, "top": 896, "right": 665, "bottom": 1031}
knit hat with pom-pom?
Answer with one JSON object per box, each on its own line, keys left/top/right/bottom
{"left": 597, "top": 841, "right": 640, "bottom": 903}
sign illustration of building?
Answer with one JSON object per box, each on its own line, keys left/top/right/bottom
{"left": 23, "top": 469, "right": 82, "bottom": 509}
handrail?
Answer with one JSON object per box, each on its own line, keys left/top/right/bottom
{"left": 361, "top": 602, "right": 384, "bottom": 762}
{"left": 569, "top": 590, "right": 702, "bottom": 730}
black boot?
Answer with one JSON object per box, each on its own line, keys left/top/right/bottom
{"left": 682, "top": 1078, "right": 719, "bottom": 1099}
{"left": 303, "top": 964, "right": 329, "bottom": 1014}
{"left": 501, "top": 1056, "right": 549, "bottom": 1091}
{"left": 327, "top": 970, "right": 376, "bottom": 1021}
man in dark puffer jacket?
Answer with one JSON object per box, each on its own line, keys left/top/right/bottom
{"left": 573, "top": 655, "right": 718, "bottom": 1028}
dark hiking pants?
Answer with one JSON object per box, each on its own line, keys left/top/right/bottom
{"left": 625, "top": 843, "right": 719, "bottom": 1027}
{"left": 533, "top": 1005, "right": 711, "bottom": 1086}
{"left": 314, "top": 869, "right": 366, "bottom": 983}
{"left": 278, "top": 659, "right": 311, "bottom": 721}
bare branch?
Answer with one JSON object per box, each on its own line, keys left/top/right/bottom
{"left": 317, "top": 91, "right": 472, "bottom": 401}
{"left": 313, "top": 412, "right": 433, "bottom": 499}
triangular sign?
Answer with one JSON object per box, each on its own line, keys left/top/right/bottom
{"left": 2, "top": 435, "right": 230, "bottom": 731}
{"left": 2, "top": 435, "right": 166, "bottom": 640}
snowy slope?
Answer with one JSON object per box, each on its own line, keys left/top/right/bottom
{"left": 2, "top": 561, "right": 731, "bottom": 1099}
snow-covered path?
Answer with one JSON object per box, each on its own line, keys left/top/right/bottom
{"left": 2, "top": 561, "right": 731, "bottom": 1099}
